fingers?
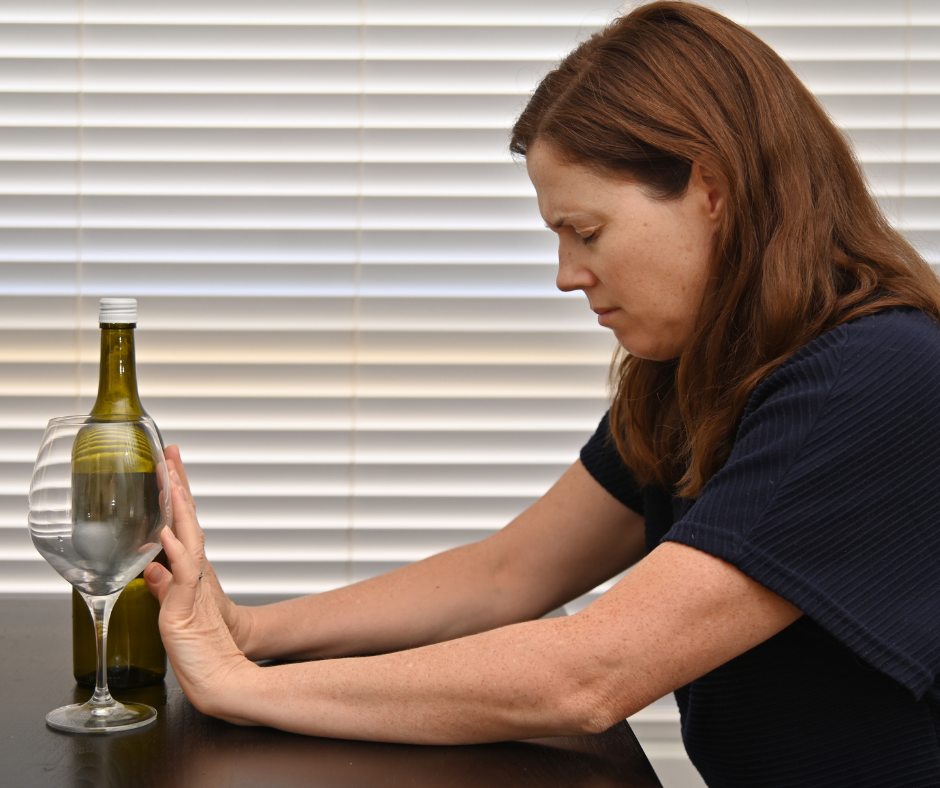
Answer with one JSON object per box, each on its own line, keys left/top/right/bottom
{"left": 164, "top": 445, "right": 194, "bottom": 498}
{"left": 168, "top": 472, "right": 206, "bottom": 562}
{"left": 153, "top": 471, "right": 241, "bottom": 647}
{"left": 144, "top": 560, "right": 172, "bottom": 604}
{"left": 165, "top": 460, "right": 197, "bottom": 515}
{"left": 146, "top": 525, "right": 204, "bottom": 617}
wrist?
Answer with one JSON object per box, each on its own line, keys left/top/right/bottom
{"left": 233, "top": 603, "right": 260, "bottom": 659}
{"left": 203, "top": 658, "right": 262, "bottom": 725}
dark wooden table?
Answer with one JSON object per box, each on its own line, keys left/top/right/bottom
{"left": 0, "top": 595, "right": 662, "bottom": 788}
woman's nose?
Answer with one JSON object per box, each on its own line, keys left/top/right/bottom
{"left": 555, "top": 246, "right": 596, "bottom": 293}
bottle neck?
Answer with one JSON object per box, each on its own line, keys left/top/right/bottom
{"left": 90, "top": 325, "right": 146, "bottom": 417}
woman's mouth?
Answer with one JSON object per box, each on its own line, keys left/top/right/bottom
{"left": 593, "top": 307, "right": 619, "bottom": 327}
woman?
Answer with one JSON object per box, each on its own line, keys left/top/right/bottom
{"left": 144, "top": 3, "right": 940, "bottom": 785}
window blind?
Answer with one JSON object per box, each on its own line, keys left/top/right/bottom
{"left": 1, "top": 1, "right": 938, "bottom": 615}
{"left": 0, "top": 0, "right": 620, "bottom": 597}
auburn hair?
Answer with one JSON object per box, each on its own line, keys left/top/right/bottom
{"left": 510, "top": 1, "right": 940, "bottom": 498}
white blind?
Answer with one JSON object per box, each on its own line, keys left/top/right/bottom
{"left": 0, "top": 0, "right": 619, "bottom": 597}
{"left": 2, "top": 1, "right": 938, "bottom": 609}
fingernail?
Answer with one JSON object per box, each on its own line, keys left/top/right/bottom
{"left": 170, "top": 469, "right": 182, "bottom": 488}
{"left": 145, "top": 563, "right": 166, "bottom": 583}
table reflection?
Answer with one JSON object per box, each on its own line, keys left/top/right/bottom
{"left": 178, "top": 728, "right": 656, "bottom": 788}
{"left": 68, "top": 684, "right": 170, "bottom": 788}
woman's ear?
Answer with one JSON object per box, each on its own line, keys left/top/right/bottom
{"left": 690, "top": 159, "right": 726, "bottom": 222}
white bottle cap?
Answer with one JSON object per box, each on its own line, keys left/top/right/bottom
{"left": 98, "top": 297, "right": 137, "bottom": 325}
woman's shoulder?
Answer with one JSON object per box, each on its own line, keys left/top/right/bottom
{"left": 838, "top": 305, "right": 940, "bottom": 353}
{"left": 748, "top": 307, "right": 940, "bottom": 415}
{"left": 795, "top": 306, "right": 940, "bottom": 365}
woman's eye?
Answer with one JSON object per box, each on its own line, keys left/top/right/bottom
{"left": 581, "top": 232, "right": 597, "bottom": 246}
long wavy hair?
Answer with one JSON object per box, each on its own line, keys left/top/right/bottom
{"left": 511, "top": 1, "right": 940, "bottom": 498}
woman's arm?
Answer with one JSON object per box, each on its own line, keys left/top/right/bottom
{"left": 231, "top": 542, "right": 801, "bottom": 743}
{"left": 238, "top": 459, "right": 646, "bottom": 660}
{"left": 147, "top": 464, "right": 802, "bottom": 744}
{"left": 150, "top": 505, "right": 801, "bottom": 743}
{"left": 157, "top": 447, "right": 647, "bottom": 662}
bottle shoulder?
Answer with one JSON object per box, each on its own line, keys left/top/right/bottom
{"left": 72, "top": 421, "right": 158, "bottom": 474}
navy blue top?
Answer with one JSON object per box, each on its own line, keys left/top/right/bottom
{"left": 580, "top": 308, "right": 940, "bottom": 787}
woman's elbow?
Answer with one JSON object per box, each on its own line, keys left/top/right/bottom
{"left": 552, "top": 674, "right": 629, "bottom": 736}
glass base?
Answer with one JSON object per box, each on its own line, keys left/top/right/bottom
{"left": 46, "top": 700, "right": 157, "bottom": 734}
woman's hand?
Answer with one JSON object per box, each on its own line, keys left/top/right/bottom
{"left": 143, "top": 454, "right": 258, "bottom": 721}
{"left": 151, "top": 446, "right": 255, "bottom": 652}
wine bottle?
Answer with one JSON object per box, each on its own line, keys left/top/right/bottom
{"left": 72, "top": 297, "right": 168, "bottom": 688}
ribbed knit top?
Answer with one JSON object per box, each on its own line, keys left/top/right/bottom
{"left": 580, "top": 307, "right": 940, "bottom": 788}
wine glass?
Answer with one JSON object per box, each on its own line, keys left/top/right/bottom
{"left": 28, "top": 415, "right": 172, "bottom": 733}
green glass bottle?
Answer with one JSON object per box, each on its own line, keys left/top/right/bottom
{"left": 72, "top": 297, "right": 168, "bottom": 689}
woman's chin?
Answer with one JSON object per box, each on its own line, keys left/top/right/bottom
{"left": 615, "top": 335, "right": 683, "bottom": 362}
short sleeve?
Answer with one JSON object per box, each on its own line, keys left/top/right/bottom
{"left": 580, "top": 411, "right": 645, "bottom": 516}
{"left": 665, "top": 309, "right": 940, "bottom": 698}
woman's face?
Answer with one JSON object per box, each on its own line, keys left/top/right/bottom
{"left": 526, "top": 142, "right": 724, "bottom": 361}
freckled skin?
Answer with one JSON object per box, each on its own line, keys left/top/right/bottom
{"left": 526, "top": 141, "right": 724, "bottom": 360}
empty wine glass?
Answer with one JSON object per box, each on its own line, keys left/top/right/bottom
{"left": 28, "top": 415, "right": 172, "bottom": 733}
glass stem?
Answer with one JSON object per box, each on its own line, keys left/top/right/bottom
{"left": 81, "top": 589, "right": 123, "bottom": 710}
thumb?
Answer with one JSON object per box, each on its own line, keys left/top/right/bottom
{"left": 154, "top": 521, "right": 202, "bottom": 619}
{"left": 144, "top": 560, "right": 173, "bottom": 605}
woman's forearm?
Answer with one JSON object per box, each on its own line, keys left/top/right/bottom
{"left": 237, "top": 536, "right": 548, "bottom": 662}
{"left": 236, "top": 462, "right": 647, "bottom": 663}
{"left": 215, "top": 615, "right": 617, "bottom": 744}
{"left": 212, "top": 542, "right": 803, "bottom": 746}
